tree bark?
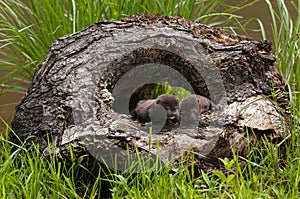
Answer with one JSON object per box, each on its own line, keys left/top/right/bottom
{"left": 11, "top": 13, "right": 290, "bottom": 173}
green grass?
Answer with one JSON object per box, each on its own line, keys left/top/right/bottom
{"left": 1, "top": 126, "right": 299, "bottom": 198}
{"left": 0, "top": 129, "right": 98, "bottom": 198}
{"left": 152, "top": 82, "right": 191, "bottom": 100}
{"left": 263, "top": 0, "right": 300, "bottom": 110}
{"left": 0, "top": 0, "right": 299, "bottom": 198}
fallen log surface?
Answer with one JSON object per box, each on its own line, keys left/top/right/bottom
{"left": 11, "top": 13, "right": 290, "bottom": 173}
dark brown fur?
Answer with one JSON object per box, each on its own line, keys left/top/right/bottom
{"left": 132, "top": 94, "right": 180, "bottom": 123}
{"left": 179, "top": 94, "right": 212, "bottom": 125}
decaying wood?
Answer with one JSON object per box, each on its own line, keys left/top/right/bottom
{"left": 11, "top": 13, "right": 290, "bottom": 174}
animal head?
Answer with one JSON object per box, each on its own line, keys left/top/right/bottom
{"left": 179, "top": 95, "right": 200, "bottom": 124}
{"left": 155, "top": 94, "right": 180, "bottom": 121}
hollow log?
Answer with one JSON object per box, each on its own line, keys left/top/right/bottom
{"left": 11, "top": 13, "right": 290, "bottom": 173}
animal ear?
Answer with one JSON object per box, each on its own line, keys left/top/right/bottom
{"left": 156, "top": 98, "right": 161, "bottom": 104}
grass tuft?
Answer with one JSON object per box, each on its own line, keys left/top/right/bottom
{"left": 263, "top": 0, "right": 300, "bottom": 110}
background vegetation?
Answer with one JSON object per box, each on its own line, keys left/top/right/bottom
{"left": 0, "top": 0, "right": 299, "bottom": 198}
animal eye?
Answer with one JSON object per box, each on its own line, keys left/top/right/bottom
{"left": 165, "top": 106, "right": 170, "bottom": 110}
{"left": 192, "top": 109, "right": 198, "bottom": 114}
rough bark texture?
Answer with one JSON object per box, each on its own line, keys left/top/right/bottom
{"left": 11, "top": 13, "right": 290, "bottom": 173}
